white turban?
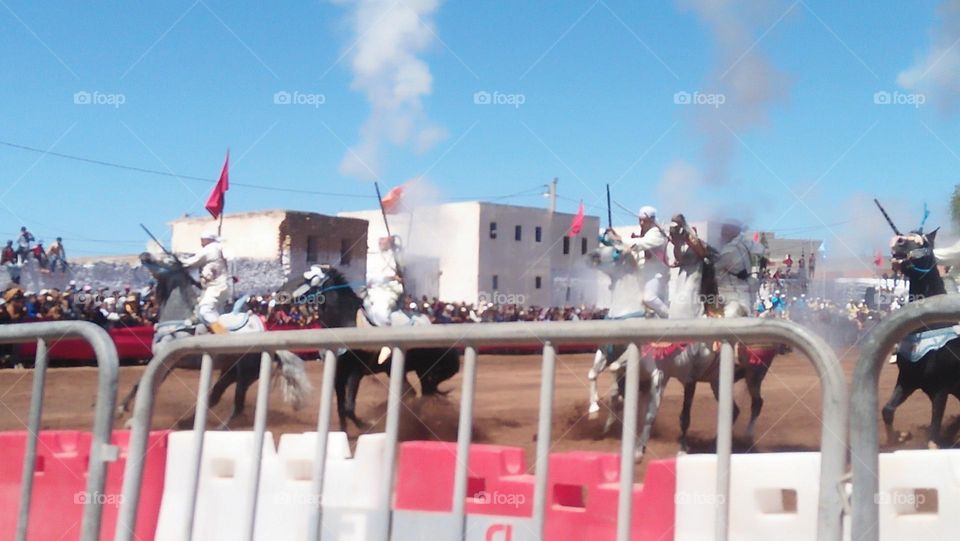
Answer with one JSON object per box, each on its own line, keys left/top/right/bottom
{"left": 201, "top": 230, "right": 220, "bottom": 242}
{"left": 638, "top": 206, "right": 657, "bottom": 220}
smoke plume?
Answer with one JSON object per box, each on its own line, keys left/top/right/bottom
{"left": 897, "top": 0, "right": 960, "bottom": 113}
{"left": 336, "top": 0, "right": 448, "bottom": 180}
{"left": 676, "top": 0, "right": 791, "bottom": 183}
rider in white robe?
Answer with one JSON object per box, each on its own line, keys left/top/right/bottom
{"left": 365, "top": 238, "right": 407, "bottom": 327}
{"left": 668, "top": 214, "right": 707, "bottom": 318}
{"left": 935, "top": 238, "right": 960, "bottom": 294}
{"left": 630, "top": 206, "right": 670, "bottom": 318}
{"left": 181, "top": 231, "right": 229, "bottom": 333}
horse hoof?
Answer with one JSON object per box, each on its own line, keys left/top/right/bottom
{"left": 123, "top": 418, "right": 134, "bottom": 430}
{"left": 587, "top": 403, "right": 600, "bottom": 416}
{"left": 898, "top": 432, "right": 912, "bottom": 444}
{"left": 633, "top": 449, "right": 645, "bottom": 463}
{"left": 677, "top": 450, "right": 687, "bottom": 457}
{"left": 928, "top": 440, "right": 940, "bottom": 450}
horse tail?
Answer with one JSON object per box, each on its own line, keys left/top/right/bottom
{"left": 273, "top": 350, "right": 312, "bottom": 410}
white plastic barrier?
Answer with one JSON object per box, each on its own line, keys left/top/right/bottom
{"left": 154, "top": 431, "right": 388, "bottom": 541}
{"left": 267, "top": 431, "right": 389, "bottom": 541}
{"left": 878, "top": 449, "right": 960, "bottom": 541}
{"left": 675, "top": 453, "right": 821, "bottom": 541}
{"left": 154, "top": 431, "right": 281, "bottom": 541}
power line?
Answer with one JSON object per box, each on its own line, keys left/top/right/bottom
{"left": 0, "top": 138, "right": 377, "bottom": 199}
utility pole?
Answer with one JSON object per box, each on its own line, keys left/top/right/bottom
{"left": 548, "top": 177, "right": 558, "bottom": 214}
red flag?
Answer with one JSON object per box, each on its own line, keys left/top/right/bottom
{"left": 873, "top": 250, "right": 883, "bottom": 268}
{"left": 569, "top": 201, "right": 585, "bottom": 235}
{"left": 753, "top": 231, "right": 760, "bottom": 243}
{"left": 205, "top": 151, "right": 229, "bottom": 219}
{"left": 381, "top": 185, "right": 404, "bottom": 214}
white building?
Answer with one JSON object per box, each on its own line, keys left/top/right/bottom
{"left": 340, "top": 202, "right": 601, "bottom": 306}
{"left": 170, "top": 210, "right": 368, "bottom": 294}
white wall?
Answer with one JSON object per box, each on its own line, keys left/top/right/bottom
{"left": 171, "top": 212, "right": 285, "bottom": 260}
{"left": 339, "top": 204, "right": 481, "bottom": 302}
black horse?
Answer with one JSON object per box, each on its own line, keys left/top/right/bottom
{"left": 883, "top": 229, "right": 960, "bottom": 448}
{"left": 119, "top": 252, "right": 312, "bottom": 428}
{"left": 280, "top": 266, "right": 460, "bottom": 432}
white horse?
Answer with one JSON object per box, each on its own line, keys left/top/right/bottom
{"left": 586, "top": 232, "right": 650, "bottom": 416}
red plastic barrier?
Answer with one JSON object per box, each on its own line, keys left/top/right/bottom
{"left": 15, "top": 324, "right": 155, "bottom": 362}
{"left": 543, "top": 452, "right": 621, "bottom": 540}
{"left": 588, "top": 458, "right": 677, "bottom": 541}
{"left": 0, "top": 430, "right": 168, "bottom": 541}
{"left": 394, "top": 441, "right": 527, "bottom": 513}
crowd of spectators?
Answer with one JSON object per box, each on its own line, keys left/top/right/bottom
{"left": 0, "top": 284, "right": 609, "bottom": 329}
{"left": 1, "top": 227, "right": 68, "bottom": 273}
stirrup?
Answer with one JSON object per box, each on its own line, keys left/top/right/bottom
{"left": 208, "top": 321, "right": 228, "bottom": 335}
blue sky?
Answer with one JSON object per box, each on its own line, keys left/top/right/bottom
{"left": 0, "top": 0, "right": 957, "bottom": 257}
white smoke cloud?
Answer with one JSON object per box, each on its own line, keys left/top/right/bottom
{"left": 897, "top": 0, "right": 960, "bottom": 113}
{"left": 656, "top": 160, "right": 704, "bottom": 215}
{"left": 677, "top": 0, "right": 791, "bottom": 183}
{"left": 336, "top": 0, "right": 448, "bottom": 180}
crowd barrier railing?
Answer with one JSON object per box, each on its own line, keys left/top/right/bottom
{"left": 0, "top": 321, "right": 120, "bottom": 541}
{"left": 850, "top": 294, "right": 960, "bottom": 541}
{"left": 113, "top": 318, "right": 846, "bottom": 541}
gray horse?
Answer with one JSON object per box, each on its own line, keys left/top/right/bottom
{"left": 600, "top": 302, "right": 784, "bottom": 460}
{"left": 119, "top": 252, "right": 311, "bottom": 428}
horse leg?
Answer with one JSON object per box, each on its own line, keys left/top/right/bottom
{"left": 928, "top": 390, "right": 949, "bottom": 449}
{"left": 587, "top": 348, "right": 608, "bottom": 416}
{"left": 882, "top": 383, "right": 915, "bottom": 445}
{"left": 219, "top": 359, "right": 253, "bottom": 430}
{"left": 679, "top": 382, "right": 696, "bottom": 454}
{"left": 344, "top": 370, "right": 370, "bottom": 430}
{"left": 744, "top": 365, "right": 767, "bottom": 441}
{"left": 118, "top": 381, "right": 139, "bottom": 415}
{"left": 334, "top": 360, "right": 350, "bottom": 432}
{"left": 636, "top": 369, "right": 666, "bottom": 462}
{"left": 208, "top": 365, "right": 237, "bottom": 409}
{"left": 709, "top": 377, "right": 740, "bottom": 425}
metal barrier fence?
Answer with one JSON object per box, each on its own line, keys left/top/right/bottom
{"left": 0, "top": 321, "right": 120, "bottom": 541}
{"left": 114, "top": 318, "right": 846, "bottom": 541}
{"left": 850, "top": 294, "right": 960, "bottom": 541}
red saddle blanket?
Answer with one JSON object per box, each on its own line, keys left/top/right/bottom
{"left": 741, "top": 345, "right": 778, "bottom": 367}
{"left": 641, "top": 342, "right": 688, "bottom": 363}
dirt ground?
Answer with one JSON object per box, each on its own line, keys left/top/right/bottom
{"left": 1, "top": 347, "right": 958, "bottom": 480}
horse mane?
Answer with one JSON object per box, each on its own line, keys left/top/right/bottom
{"left": 321, "top": 267, "right": 362, "bottom": 300}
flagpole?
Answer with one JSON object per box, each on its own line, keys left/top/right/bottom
{"left": 375, "top": 182, "right": 403, "bottom": 284}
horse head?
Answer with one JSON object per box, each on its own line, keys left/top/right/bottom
{"left": 586, "top": 231, "right": 640, "bottom": 277}
{"left": 139, "top": 251, "right": 199, "bottom": 323}
{"left": 890, "top": 229, "right": 939, "bottom": 279}
{"left": 276, "top": 264, "right": 361, "bottom": 328}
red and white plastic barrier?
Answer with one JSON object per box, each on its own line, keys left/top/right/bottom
{"left": 392, "top": 441, "right": 675, "bottom": 541}
{"left": 0, "top": 430, "right": 168, "bottom": 541}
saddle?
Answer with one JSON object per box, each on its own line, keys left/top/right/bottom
{"left": 898, "top": 326, "right": 960, "bottom": 363}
